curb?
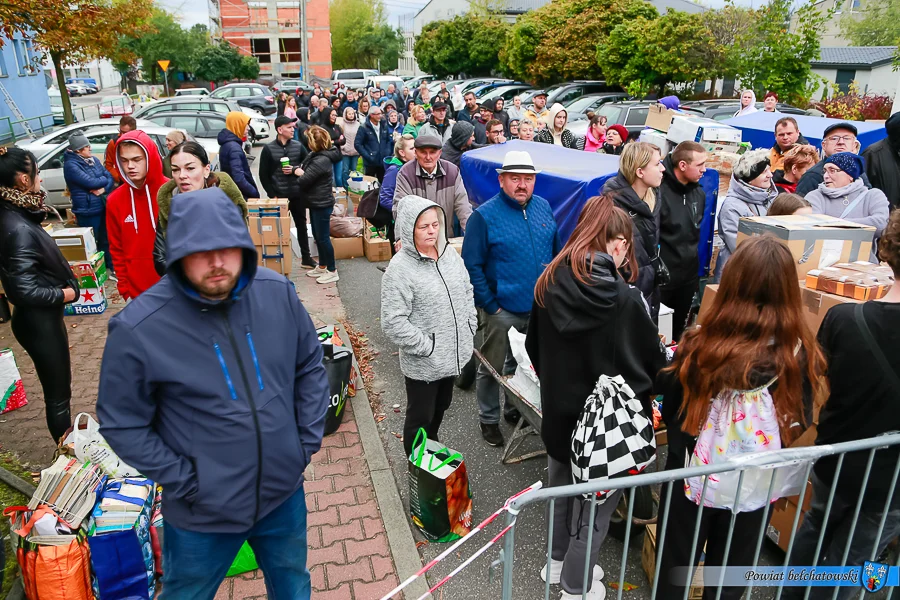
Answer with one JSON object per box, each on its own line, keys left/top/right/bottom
{"left": 351, "top": 372, "right": 432, "bottom": 600}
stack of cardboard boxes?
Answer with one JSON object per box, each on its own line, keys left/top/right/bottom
{"left": 362, "top": 220, "right": 392, "bottom": 262}
{"left": 47, "top": 227, "right": 109, "bottom": 316}
{"left": 248, "top": 199, "right": 292, "bottom": 274}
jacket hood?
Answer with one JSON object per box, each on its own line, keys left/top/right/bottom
{"left": 658, "top": 96, "right": 680, "bottom": 110}
{"left": 165, "top": 187, "right": 257, "bottom": 298}
{"left": 384, "top": 156, "right": 404, "bottom": 168}
{"left": 449, "top": 121, "right": 475, "bottom": 149}
{"left": 662, "top": 154, "right": 699, "bottom": 193}
{"left": 547, "top": 102, "right": 568, "bottom": 132}
{"left": 321, "top": 107, "right": 336, "bottom": 127}
{"left": 396, "top": 195, "right": 447, "bottom": 259}
{"left": 225, "top": 111, "right": 251, "bottom": 139}
{"left": 734, "top": 91, "right": 758, "bottom": 116}
{"left": 115, "top": 130, "right": 166, "bottom": 191}
{"left": 727, "top": 175, "right": 778, "bottom": 206}
{"left": 298, "top": 107, "right": 310, "bottom": 123}
{"left": 64, "top": 149, "right": 96, "bottom": 167}
{"left": 217, "top": 128, "right": 244, "bottom": 147}
{"left": 544, "top": 252, "right": 621, "bottom": 335}
{"left": 605, "top": 172, "right": 653, "bottom": 219}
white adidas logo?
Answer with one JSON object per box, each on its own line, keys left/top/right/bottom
{"left": 124, "top": 215, "right": 134, "bottom": 224}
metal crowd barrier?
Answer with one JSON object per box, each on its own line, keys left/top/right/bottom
{"left": 496, "top": 432, "right": 900, "bottom": 600}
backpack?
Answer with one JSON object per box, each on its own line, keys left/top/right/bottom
{"left": 356, "top": 187, "right": 381, "bottom": 220}
{"left": 684, "top": 378, "right": 807, "bottom": 513}
{"left": 570, "top": 374, "right": 657, "bottom": 502}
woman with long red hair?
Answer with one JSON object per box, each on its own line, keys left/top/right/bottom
{"left": 526, "top": 195, "right": 667, "bottom": 600}
{"left": 655, "top": 235, "right": 827, "bottom": 599}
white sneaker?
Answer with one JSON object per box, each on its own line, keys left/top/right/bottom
{"left": 541, "top": 559, "right": 604, "bottom": 585}
{"left": 560, "top": 585, "right": 606, "bottom": 600}
{"left": 316, "top": 271, "right": 339, "bottom": 284}
{"left": 306, "top": 266, "right": 327, "bottom": 278}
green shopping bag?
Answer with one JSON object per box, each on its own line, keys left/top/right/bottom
{"left": 226, "top": 542, "right": 258, "bottom": 577}
{"left": 407, "top": 429, "right": 473, "bottom": 542}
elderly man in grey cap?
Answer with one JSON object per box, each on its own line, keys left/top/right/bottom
{"left": 393, "top": 134, "right": 472, "bottom": 239}
{"left": 63, "top": 131, "right": 115, "bottom": 273}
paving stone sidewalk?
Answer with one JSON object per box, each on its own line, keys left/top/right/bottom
{"left": 0, "top": 262, "right": 401, "bottom": 599}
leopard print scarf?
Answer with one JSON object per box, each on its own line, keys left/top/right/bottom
{"left": 0, "top": 186, "right": 51, "bottom": 213}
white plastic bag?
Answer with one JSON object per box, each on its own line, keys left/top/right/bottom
{"left": 506, "top": 328, "right": 541, "bottom": 409}
{"left": 63, "top": 412, "right": 141, "bottom": 478}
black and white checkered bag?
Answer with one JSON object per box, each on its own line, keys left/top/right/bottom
{"left": 570, "top": 374, "right": 657, "bottom": 502}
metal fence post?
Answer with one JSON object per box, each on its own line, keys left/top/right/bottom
{"left": 500, "top": 511, "right": 516, "bottom": 600}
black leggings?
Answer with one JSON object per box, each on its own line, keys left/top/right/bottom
{"left": 11, "top": 305, "right": 72, "bottom": 441}
{"left": 403, "top": 376, "right": 454, "bottom": 458}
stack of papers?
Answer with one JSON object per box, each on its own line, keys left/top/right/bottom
{"left": 90, "top": 477, "right": 153, "bottom": 534}
{"left": 29, "top": 456, "right": 105, "bottom": 530}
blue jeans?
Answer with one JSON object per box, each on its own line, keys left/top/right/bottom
{"left": 332, "top": 159, "right": 343, "bottom": 189}
{"left": 340, "top": 155, "right": 357, "bottom": 189}
{"left": 309, "top": 206, "right": 335, "bottom": 272}
{"left": 75, "top": 211, "right": 113, "bottom": 272}
{"left": 160, "top": 485, "right": 310, "bottom": 600}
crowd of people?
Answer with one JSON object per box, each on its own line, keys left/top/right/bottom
{"left": 0, "top": 76, "right": 899, "bottom": 598}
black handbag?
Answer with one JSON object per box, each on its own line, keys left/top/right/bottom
{"left": 355, "top": 187, "right": 381, "bottom": 220}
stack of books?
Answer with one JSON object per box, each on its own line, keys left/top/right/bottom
{"left": 29, "top": 456, "right": 105, "bottom": 530}
{"left": 90, "top": 478, "right": 153, "bottom": 534}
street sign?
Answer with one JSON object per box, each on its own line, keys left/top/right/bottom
{"left": 157, "top": 60, "right": 170, "bottom": 71}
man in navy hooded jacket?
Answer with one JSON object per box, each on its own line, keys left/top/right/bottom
{"left": 96, "top": 187, "right": 329, "bottom": 599}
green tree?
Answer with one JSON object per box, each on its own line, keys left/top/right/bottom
{"left": 116, "top": 9, "right": 210, "bottom": 84}
{"left": 735, "top": 0, "right": 829, "bottom": 105}
{"left": 330, "top": 0, "right": 403, "bottom": 70}
{"left": 414, "top": 16, "right": 509, "bottom": 77}
{"left": 841, "top": 0, "right": 900, "bottom": 46}
{"left": 501, "top": 0, "right": 657, "bottom": 86}
{"left": 596, "top": 11, "right": 714, "bottom": 93}
{"left": 194, "top": 41, "right": 258, "bottom": 84}
{"left": 699, "top": 1, "right": 755, "bottom": 94}
{"left": 1, "top": 0, "right": 153, "bottom": 123}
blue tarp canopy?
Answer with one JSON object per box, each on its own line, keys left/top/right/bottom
{"left": 723, "top": 112, "right": 887, "bottom": 152}
{"left": 458, "top": 140, "right": 720, "bottom": 277}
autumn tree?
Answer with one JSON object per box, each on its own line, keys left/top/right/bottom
{"left": 414, "top": 16, "right": 509, "bottom": 78}
{"left": 330, "top": 0, "right": 403, "bottom": 71}
{"left": 596, "top": 11, "right": 714, "bottom": 93}
{"left": 699, "top": 1, "right": 755, "bottom": 95}
{"left": 1, "top": 0, "right": 153, "bottom": 124}
{"left": 116, "top": 11, "right": 211, "bottom": 84}
{"left": 501, "top": 0, "right": 657, "bottom": 86}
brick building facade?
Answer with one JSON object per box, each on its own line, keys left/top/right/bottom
{"left": 214, "top": 0, "right": 332, "bottom": 80}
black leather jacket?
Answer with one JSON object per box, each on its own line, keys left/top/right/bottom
{"left": 0, "top": 201, "right": 79, "bottom": 307}
{"left": 296, "top": 147, "right": 342, "bottom": 209}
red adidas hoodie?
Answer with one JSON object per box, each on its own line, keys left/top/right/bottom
{"left": 106, "top": 130, "right": 168, "bottom": 300}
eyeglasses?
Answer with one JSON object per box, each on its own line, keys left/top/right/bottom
{"left": 826, "top": 135, "right": 855, "bottom": 143}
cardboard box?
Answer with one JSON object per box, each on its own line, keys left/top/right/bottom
{"left": 363, "top": 219, "right": 392, "bottom": 262}
{"left": 643, "top": 524, "right": 703, "bottom": 599}
{"left": 255, "top": 242, "right": 292, "bottom": 275}
{"left": 332, "top": 236, "right": 364, "bottom": 260}
{"left": 639, "top": 128, "right": 673, "bottom": 156}
{"left": 805, "top": 263, "right": 893, "bottom": 301}
{"left": 736, "top": 215, "right": 875, "bottom": 279}
{"left": 291, "top": 226, "right": 318, "bottom": 259}
{"left": 697, "top": 283, "right": 718, "bottom": 326}
{"left": 644, "top": 104, "right": 678, "bottom": 132}
{"left": 448, "top": 237, "right": 464, "bottom": 255}
{"left": 65, "top": 252, "right": 108, "bottom": 316}
{"left": 248, "top": 199, "right": 291, "bottom": 246}
{"left": 50, "top": 227, "right": 97, "bottom": 262}
{"left": 800, "top": 282, "right": 859, "bottom": 336}
{"left": 666, "top": 116, "right": 742, "bottom": 146}
{"left": 767, "top": 480, "right": 814, "bottom": 553}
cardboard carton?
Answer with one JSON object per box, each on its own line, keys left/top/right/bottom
{"left": 363, "top": 219, "right": 392, "bottom": 262}
{"left": 448, "top": 237, "right": 464, "bottom": 255}
{"left": 800, "top": 282, "right": 860, "bottom": 335}
{"left": 332, "top": 236, "right": 364, "bottom": 260}
{"left": 248, "top": 199, "right": 291, "bottom": 246}
{"left": 806, "top": 264, "right": 892, "bottom": 301}
{"left": 50, "top": 227, "right": 98, "bottom": 262}
{"left": 644, "top": 104, "right": 678, "bottom": 132}
{"left": 737, "top": 215, "right": 875, "bottom": 279}
{"left": 255, "top": 242, "right": 292, "bottom": 275}
{"left": 643, "top": 524, "right": 704, "bottom": 598}
{"left": 767, "top": 479, "right": 814, "bottom": 553}
{"left": 639, "top": 128, "right": 673, "bottom": 156}
{"left": 666, "top": 116, "right": 742, "bottom": 147}
{"left": 696, "top": 284, "right": 718, "bottom": 326}
{"left": 65, "top": 252, "right": 108, "bottom": 316}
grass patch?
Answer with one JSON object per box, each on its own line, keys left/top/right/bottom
{"left": 0, "top": 451, "right": 34, "bottom": 597}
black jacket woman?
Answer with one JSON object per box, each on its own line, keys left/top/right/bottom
{"left": 525, "top": 195, "right": 667, "bottom": 600}
{"left": 297, "top": 126, "right": 342, "bottom": 284}
{"left": 0, "top": 147, "right": 79, "bottom": 441}
{"left": 602, "top": 141, "right": 665, "bottom": 321}
{"left": 319, "top": 107, "right": 346, "bottom": 187}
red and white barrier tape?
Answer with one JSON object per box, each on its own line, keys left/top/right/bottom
{"left": 379, "top": 480, "right": 542, "bottom": 600}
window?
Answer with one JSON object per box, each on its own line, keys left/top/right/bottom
{"left": 198, "top": 117, "right": 226, "bottom": 137}
{"left": 170, "top": 116, "right": 203, "bottom": 132}
{"left": 554, "top": 87, "right": 582, "bottom": 105}
{"left": 279, "top": 38, "right": 301, "bottom": 63}
{"left": 13, "top": 39, "right": 28, "bottom": 75}
{"left": 48, "top": 127, "right": 85, "bottom": 144}
{"left": 24, "top": 40, "right": 36, "bottom": 75}
{"left": 850, "top": 0, "right": 861, "bottom": 10}
{"left": 173, "top": 102, "right": 203, "bottom": 111}
{"left": 251, "top": 38, "right": 271, "bottom": 64}
{"left": 835, "top": 69, "right": 856, "bottom": 93}
{"left": 208, "top": 103, "right": 230, "bottom": 114}
{"left": 624, "top": 107, "right": 649, "bottom": 126}
{"left": 211, "top": 88, "right": 234, "bottom": 98}
{"left": 233, "top": 87, "right": 252, "bottom": 97}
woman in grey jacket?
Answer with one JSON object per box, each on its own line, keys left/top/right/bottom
{"left": 715, "top": 149, "right": 778, "bottom": 280}
{"left": 381, "top": 195, "right": 477, "bottom": 457}
{"left": 806, "top": 152, "right": 889, "bottom": 261}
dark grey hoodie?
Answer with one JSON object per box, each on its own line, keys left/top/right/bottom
{"left": 441, "top": 121, "right": 476, "bottom": 167}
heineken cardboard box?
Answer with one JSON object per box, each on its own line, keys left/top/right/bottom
{"left": 50, "top": 227, "right": 98, "bottom": 262}
{"left": 65, "top": 252, "right": 108, "bottom": 316}
{"left": 736, "top": 215, "right": 875, "bottom": 279}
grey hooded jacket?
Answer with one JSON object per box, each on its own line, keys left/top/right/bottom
{"left": 716, "top": 176, "right": 778, "bottom": 280}
{"left": 380, "top": 195, "right": 477, "bottom": 382}
{"left": 806, "top": 178, "right": 890, "bottom": 261}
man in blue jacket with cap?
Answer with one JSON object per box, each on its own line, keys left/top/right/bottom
{"left": 96, "top": 187, "right": 329, "bottom": 599}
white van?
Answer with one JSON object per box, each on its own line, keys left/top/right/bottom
{"left": 331, "top": 69, "right": 379, "bottom": 90}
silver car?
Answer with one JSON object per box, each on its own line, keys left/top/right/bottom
{"left": 17, "top": 119, "right": 157, "bottom": 159}
{"left": 37, "top": 125, "right": 219, "bottom": 213}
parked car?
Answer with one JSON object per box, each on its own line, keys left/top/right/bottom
{"left": 98, "top": 96, "right": 134, "bottom": 118}
{"left": 208, "top": 83, "right": 276, "bottom": 115}
{"left": 403, "top": 74, "right": 435, "bottom": 89}
{"left": 48, "top": 88, "right": 65, "bottom": 125}
{"left": 479, "top": 84, "right": 535, "bottom": 104}
{"left": 568, "top": 100, "right": 656, "bottom": 137}
{"left": 174, "top": 88, "right": 209, "bottom": 97}
{"left": 271, "top": 79, "right": 314, "bottom": 95}
{"left": 472, "top": 80, "right": 524, "bottom": 98}
{"left": 542, "top": 80, "right": 618, "bottom": 107}
{"left": 143, "top": 111, "right": 227, "bottom": 141}
{"left": 65, "top": 83, "right": 90, "bottom": 97}
{"left": 680, "top": 99, "right": 811, "bottom": 121}
{"left": 36, "top": 125, "right": 218, "bottom": 214}
{"left": 133, "top": 97, "right": 269, "bottom": 141}
{"left": 331, "top": 69, "right": 379, "bottom": 90}
{"left": 564, "top": 92, "right": 630, "bottom": 119}
{"left": 17, "top": 118, "right": 157, "bottom": 158}
{"left": 66, "top": 78, "right": 98, "bottom": 94}
{"left": 365, "top": 75, "right": 404, "bottom": 95}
